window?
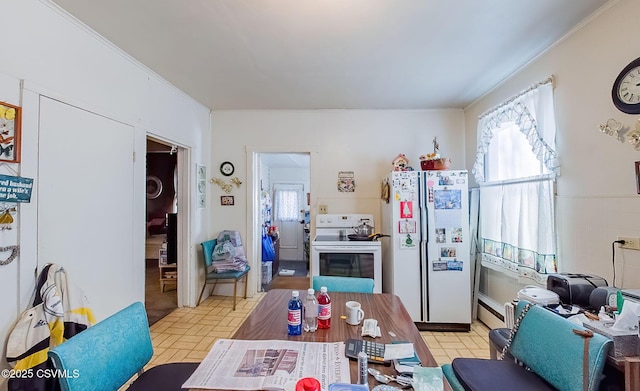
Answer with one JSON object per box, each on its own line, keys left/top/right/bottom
{"left": 274, "top": 187, "right": 300, "bottom": 222}
{"left": 485, "top": 121, "right": 551, "bottom": 181}
{"left": 472, "top": 79, "right": 560, "bottom": 283}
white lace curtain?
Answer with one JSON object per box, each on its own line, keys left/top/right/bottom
{"left": 274, "top": 187, "right": 300, "bottom": 222}
{"left": 472, "top": 80, "right": 560, "bottom": 181}
{"left": 472, "top": 79, "right": 559, "bottom": 284}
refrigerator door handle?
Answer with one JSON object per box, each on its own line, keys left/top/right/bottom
{"left": 420, "top": 239, "right": 428, "bottom": 322}
{"left": 419, "top": 172, "right": 429, "bottom": 322}
{"left": 418, "top": 173, "right": 428, "bottom": 242}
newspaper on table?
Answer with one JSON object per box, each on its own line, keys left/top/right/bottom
{"left": 182, "top": 339, "right": 351, "bottom": 391}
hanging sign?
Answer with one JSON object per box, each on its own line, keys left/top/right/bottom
{"left": 0, "top": 174, "right": 33, "bottom": 203}
{"left": 337, "top": 171, "right": 355, "bottom": 192}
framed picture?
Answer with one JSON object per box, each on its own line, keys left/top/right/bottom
{"left": 635, "top": 161, "right": 640, "bottom": 194}
{"left": 197, "top": 164, "right": 206, "bottom": 181}
{"left": 0, "top": 101, "right": 21, "bottom": 163}
{"left": 221, "top": 195, "right": 234, "bottom": 206}
{"left": 196, "top": 164, "right": 206, "bottom": 208}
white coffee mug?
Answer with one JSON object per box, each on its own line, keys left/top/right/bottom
{"left": 345, "top": 301, "right": 365, "bottom": 325}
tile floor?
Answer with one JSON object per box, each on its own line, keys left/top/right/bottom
{"left": 147, "top": 293, "right": 491, "bottom": 370}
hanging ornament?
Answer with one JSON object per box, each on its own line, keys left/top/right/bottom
{"left": 0, "top": 245, "right": 19, "bottom": 265}
{"left": 0, "top": 205, "right": 16, "bottom": 230}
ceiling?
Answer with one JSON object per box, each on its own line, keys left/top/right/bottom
{"left": 50, "top": 0, "right": 610, "bottom": 110}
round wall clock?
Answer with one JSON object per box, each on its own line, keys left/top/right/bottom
{"left": 146, "top": 176, "right": 163, "bottom": 199}
{"left": 220, "top": 161, "right": 235, "bottom": 176}
{"left": 612, "top": 56, "right": 640, "bottom": 114}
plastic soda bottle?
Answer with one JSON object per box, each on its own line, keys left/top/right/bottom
{"left": 288, "top": 290, "right": 302, "bottom": 336}
{"left": 303, "top": 288, "right": 318, "bottom": 332}
{"left": 317, "top": 286, "right": 331, "bottom": 329}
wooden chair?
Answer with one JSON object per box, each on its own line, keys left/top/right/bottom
{"left": 198, "top": 239, "right": 250, "bottom": 310}
{"left": 312, "top": 275, "right": 374, "bottom": 293}
{"left": 49, "top": 302, "right": 198, "bottom": 391}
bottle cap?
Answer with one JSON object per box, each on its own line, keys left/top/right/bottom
{"left": 320, "top": 286, "right": 327, "bottom": 293}
{"left": 292, "top": 290, "right": 299, "bottom": 297}
{"left": 308, "top": 288, "right": 315, "bottom": 295}
{"left": 295, "top": 377, "right": 321, "bottom": 391}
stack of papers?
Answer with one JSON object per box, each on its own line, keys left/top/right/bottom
{"left": 182, "top": 339, "right": 350, "bottom": 390}
{"left": 390, "top": 341, "right": 421, "bottom": 375}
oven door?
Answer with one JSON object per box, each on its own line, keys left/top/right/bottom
{"left": 311, "top": 244, "right": 382, "bottom": 293}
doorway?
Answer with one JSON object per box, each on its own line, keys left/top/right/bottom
{"left": 273, "top": 183, "right": 305, "bottom": 261}
{"left": 258, "top": 153, "right": 310, "bottom": 291}
{"left": 145, "top": 139, "right": 179, "bottom": 325}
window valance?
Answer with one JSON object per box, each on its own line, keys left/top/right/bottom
{"left": 472, "top": 78, "right": 560, "bottom": 183}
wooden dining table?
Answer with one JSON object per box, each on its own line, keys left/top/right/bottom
{"left": 229, "top": 289, "right": 452, "bottom": 390}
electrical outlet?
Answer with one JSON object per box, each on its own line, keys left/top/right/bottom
{"left": 618, "top": 236, "right": 640, "bottom": 250}
{"left": 319, "top": 205, "right": 328, "bottom": 214}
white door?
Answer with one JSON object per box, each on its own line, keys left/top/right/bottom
{"left": 38, "top": 97, "right": 136, "bottom": 318}
{"left": 273, "top": 183, "right": 304, "bottom": 261}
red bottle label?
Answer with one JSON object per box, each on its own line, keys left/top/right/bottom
{"left": 318, "top": 303, "right": 331, "bottom": 320}
{"left": 288, "top": 309, "right": 301, "bottom": 326}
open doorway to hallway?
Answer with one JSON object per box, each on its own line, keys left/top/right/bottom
{"left": 145, "top": 139, "right": 179, "bottom": 324}
{"left": 258, "top": 153, "right": 311, "bottom": 291}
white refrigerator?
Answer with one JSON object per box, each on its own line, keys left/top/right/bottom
{"left": 381, "top": 170, "right": 471, "bottom": 330}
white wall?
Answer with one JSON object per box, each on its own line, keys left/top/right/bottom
{"left": 0, "top": 1, "right": 210, "bottom": 383}
{"left": 211, "top": 109, "right": 465, "bottom": 292}
{"left": 464, "top": 0, "right": 640, "bottom": 319}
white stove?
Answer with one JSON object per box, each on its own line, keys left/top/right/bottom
{"left": 311, "top": 214, "right": 382, "bottom": 293}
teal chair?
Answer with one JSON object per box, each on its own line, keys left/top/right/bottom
{"left": 198, "top": 239, "right": 250, "bottom": 310}
{"left": 48, "top": 302, "right": 198, "bottom": 391}
{"left": 312, "top": 275, "right": 374, "bottom": 293}
{"left": 442, "top": 301, "right": 612, "bottom": 391}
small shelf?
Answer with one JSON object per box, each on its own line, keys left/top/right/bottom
{"left": 159, "top": 248, "right": 177, "bottom": 292}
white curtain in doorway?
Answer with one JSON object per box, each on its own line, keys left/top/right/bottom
{"left": 274, "top": 185, "right": 300, "bottom": 222}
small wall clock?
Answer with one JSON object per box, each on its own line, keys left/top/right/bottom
{"left": 146, "top": 176, "right": 163, "bottom": 199}
{"left": 219, "top": 161, "right": 235, "bottom": 176}
{"left": 612, "top": 56, "right": 640, "bottom": 114}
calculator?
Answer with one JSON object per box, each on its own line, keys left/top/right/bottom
{"left": 345, "top": 338, "right": 387, "bottom": 364}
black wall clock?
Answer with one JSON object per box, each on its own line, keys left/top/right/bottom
{"left": 612, "top": 56, "right": 640, "bottom": 114}
{"left": 220, "top": 161, "right": 234, "bottom": 176}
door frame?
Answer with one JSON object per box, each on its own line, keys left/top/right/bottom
{"left": 147, "top": 136, "right": 191, "bottom": 307}
{"left": 246, "top": 146, "right": 317, "bottom": 293}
